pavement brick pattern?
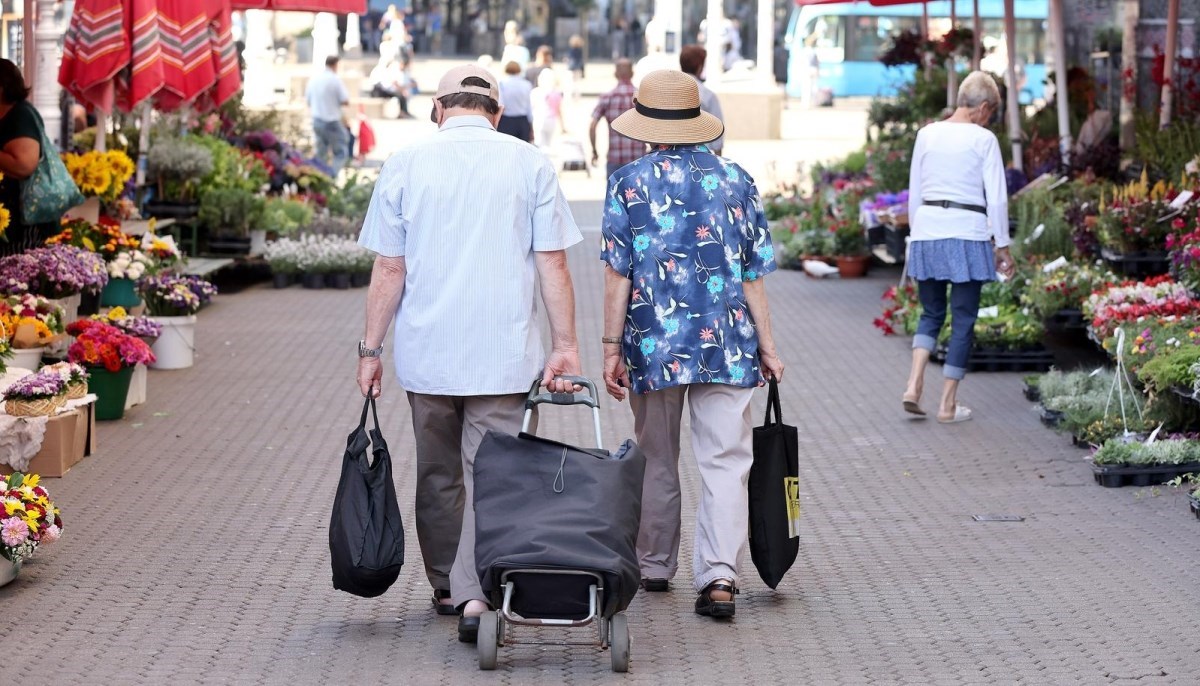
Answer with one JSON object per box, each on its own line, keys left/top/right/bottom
{"left": 3, "top": 223, "right": 1199, "bottom": 684}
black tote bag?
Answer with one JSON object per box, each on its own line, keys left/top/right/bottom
{"left": 329, "top": 396, "right": 405, "bottom": 598}
{"left": 748, "top": 379, "right": 800, "bottom": 589}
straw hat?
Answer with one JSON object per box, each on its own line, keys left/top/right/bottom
{"left": 610, "top": 70, "right": 724, "bottom": 145}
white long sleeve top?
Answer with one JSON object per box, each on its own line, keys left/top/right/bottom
{"left": 907, "top": 121, "right": 1011, "bottom": 248}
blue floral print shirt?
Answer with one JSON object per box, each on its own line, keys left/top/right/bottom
{"left": 601, "top": 145, "right": 777, "bottom": 394}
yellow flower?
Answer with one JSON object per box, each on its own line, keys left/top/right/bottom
{"left": 106, "top": 307, "right": 128, "bottom": 321}
{"left": 3, "top": 499, "right": 23, "bottom": 516}
{"left": 23, "top": 475, "right": 39, "bottom": 488}
{"left": 0, "top": 204, "right": 10, "bottom": 236}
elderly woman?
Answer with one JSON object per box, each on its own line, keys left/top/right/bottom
{"left": 902, "top": 71, "right": 1015, "bottom": 423}
{"left": 0, "top": 59, "right": 46, "bottom": 257}
{"left": 600, "top": 70, "right": 785, "bottom": 618}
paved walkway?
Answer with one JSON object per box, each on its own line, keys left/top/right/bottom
{"left": 4, "top": 216, "right": 1199, "bottom": 683}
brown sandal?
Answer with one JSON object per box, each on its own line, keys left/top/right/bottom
{"left": 694, "top": 580, "right": 736, "bottom": 618}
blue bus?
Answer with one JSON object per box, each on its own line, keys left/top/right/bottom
{"left": 785, "top": 0, "right": 1049, "bottom": 102}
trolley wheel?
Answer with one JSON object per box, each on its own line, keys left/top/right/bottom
{"left": 609, "top": 612, "right": 630, "bottom": 673}
{"left": 478, "top": 611, "right": 499, "bottom": 671}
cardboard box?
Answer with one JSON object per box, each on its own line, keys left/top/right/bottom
{"left": 1, "top": 402, "right": 95, "bottom": 478}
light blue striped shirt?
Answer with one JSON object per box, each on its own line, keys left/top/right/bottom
{"left": 358, "top": 115, "right": 582, "bottom": 395}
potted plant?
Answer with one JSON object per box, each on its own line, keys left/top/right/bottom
{"left": 832, "top": 218, "right": 869, "bottom": 278}
{"left": 0, "top": 245, "right": 108, "bottom": 302}
{"left": 264, "top": 238, "right": 301, "bottom": 288}
{"left": 261, "top": 196, "right": 315, "bottom": 241}
{"left": 66, "top": 319, "right": 155, "bottom": 419}
{"left": 145, "top": 136, "right": 215, "bottom": 218}
{"left": 137, "top": 274, "right": 216, "bottom": 369}
{"left": 96, "top": 306, "right": 163, "bottom": 346}
{"left": 0, "top": 472, "right": 63, "bottom": 587}
{"left": 60, "top": 149, "right": 136, "bottom": 218}
{"left": 351, "top": 246, "right": 374, "bottom": 288}
{"left": 2, "top": 369, "right": 67, "bottom": 417}
{"left": 43, "top": 361, "right": 90, "bottom": 400}
{"left": 198, "top": 186, "right": 266, "bottom": 255}
{"left": 100, "top": 250, "right": 152, "bottom": 309}
{"left": 140, "top": 232, "right": 184, "bottom": 274}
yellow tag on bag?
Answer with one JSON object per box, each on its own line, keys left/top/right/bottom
{"left": 784, "top": 476, "right": 801, "bottom": 538}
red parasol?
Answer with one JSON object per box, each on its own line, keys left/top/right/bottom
{"left": 57, "top": 0, "right": 133, "bottom": 113}
{"left": 59, "top": 0, "right": 241, "bottom": 113}
{"left": 229, "top": 0, "right": 366, "bottom": 11}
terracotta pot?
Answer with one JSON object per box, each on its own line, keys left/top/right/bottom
{"left": 836, "top": 255, "right": 869, "bottom": 278}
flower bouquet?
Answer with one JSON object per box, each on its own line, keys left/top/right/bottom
{"left": 61, "top": 150, "right": 135, "bottom": 205}
{"left": 0, "top": 294, "right": 66, "bottom": 350}
{"left": 46, "top": 217, "right": 140, "bottom": 260}
{"left": 93, "top": 306, "right": 163, "bottom": 343}
{"left": 43, "top": 361, "right": 90, "bottom": 399}
{"left": 140, "top": 232, "right": 183, "bottom": 272}
{"left": 138, "top": 274, "right": 216, "bottom": 316}
{"left": 107, "top": 251, "right": 152, "bottom": 280}
{"left": 1, "top": 472, "right": 63, "bottom": 569}
{"left": 0, "top": 245, "right": 108, "bottom": 298}
{"left": 66, "top": 319, "right": 155, "bottom": 419}
{"left": 2, "top": 369, "right": 67, "bottom": 416}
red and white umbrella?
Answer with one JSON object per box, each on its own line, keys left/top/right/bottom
{"left": 229, "top": 0, "right": 366, "bottom": 11}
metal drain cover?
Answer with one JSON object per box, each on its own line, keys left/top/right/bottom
{"left": 972, "top": 514, "right": 1025, "bottom": 522}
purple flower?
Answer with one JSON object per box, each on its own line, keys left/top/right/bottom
{"left": 0, "top": 245, "right": 108, "bottom": 298}
{"left": 3, "top": 369, "right": 67, "bottom": 400}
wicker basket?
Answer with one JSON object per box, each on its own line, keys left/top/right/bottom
{"left": 4, "top": 394, "right": 65, "bottom": 417}
{"left": 66, "top": 381, "right": 88, "bottom": 400}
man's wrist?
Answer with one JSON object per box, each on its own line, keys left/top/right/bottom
{"left": 358, "top": 340, "right": 385, "bottom": 358}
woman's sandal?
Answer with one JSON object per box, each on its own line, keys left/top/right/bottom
{"left": 694, "top": 580, "right": 737, "bottom": 618}
{"left": 937, "top": 405, "right": 973, "bottom": 424}
{"left": 432, "top": 589, "right": 457, "bottom": 616}
{"left": 902, "top": 394, "right": 927, "bottom": 417}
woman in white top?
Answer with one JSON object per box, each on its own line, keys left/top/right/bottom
{"left": 902, "top": 71, "right": 1016, "bottom": 424}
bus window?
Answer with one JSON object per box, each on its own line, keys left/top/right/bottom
{"left": 805, "top": 15, "right": 846, "bottom": 64}
{"left": 848, "top": 16, "right": 920, "bottom": 62}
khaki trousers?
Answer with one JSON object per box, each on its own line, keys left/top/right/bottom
{"left": 407, "top": 392, "right": 527, "bottom": 604}
{"left": 629, "top": 383, "right": 755, "bottom": 592}
{"left": 408, "top": 388, "right": 530, "bottom": 609}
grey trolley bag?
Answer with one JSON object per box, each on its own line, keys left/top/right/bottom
{"left": 472, "top": 376, "right": 646, "bottom": 672}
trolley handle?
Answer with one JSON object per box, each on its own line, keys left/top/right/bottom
{"left": 524, "top": 376, "right": 600, "bottom": 410}
{"left": 522, "top": 376, "right": 604, "bottom": 449}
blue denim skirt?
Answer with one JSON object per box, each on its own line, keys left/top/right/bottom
{"left": 908, "top": 239, "right": 996, "bottom": 283}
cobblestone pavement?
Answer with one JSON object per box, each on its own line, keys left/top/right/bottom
{"left": 5, "top": 224, "right": 1200, "bottom": 684}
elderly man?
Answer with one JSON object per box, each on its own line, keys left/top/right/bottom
{"left": 600, "top": 70, "right": 785, "bottom": 619}
{"left": 589, "top": 59, "right": 646, "bottom": 180}
{"left": 356, "top": 65, "right": 583, "bottom": 642}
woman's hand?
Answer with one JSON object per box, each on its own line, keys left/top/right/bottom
{"left": 995, "top": 247, "right": 1015, "bottom": 279}
{"left": 602, "top": 347, "right": 630, "bottom": 401}
{"left": 760, "top": 349, "right": 785, "bottom": 384}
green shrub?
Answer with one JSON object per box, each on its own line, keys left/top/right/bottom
{"left": 261, "top": 197, "right": 314, "bottom": 236}
{"left": 1093, "top": 438, "right": 1200, "bottom": 466}
{"left": 198, "top": 186, "right": 265, "bottom": 235}
{"left": 1136, "top": 345, "right": 1200, "bottom": 395}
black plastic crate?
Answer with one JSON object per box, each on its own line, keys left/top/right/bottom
{"left": 1100, "top": 248, "right": 1171, "bottom": 278}
{"left": 933, "top": 345, "right": 1055, "bottom": 373}
{"left": 1046, "top": 308, "right": 1086, "bottom": 331}
{"left": 1091, "top": 462, "right": 1200, "bottom": 488}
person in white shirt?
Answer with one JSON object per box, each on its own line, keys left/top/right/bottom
{"left": 356, "top": 64, "right": 582, "bottom": 643}
{"left": 496, "top": 61, "right": 533, "bottom": 142}
{"left": 902, "top": 71, "right": 1015, "bottom": 424}
{"left": 305, "top": 55, "right": 350, "bottom": 173}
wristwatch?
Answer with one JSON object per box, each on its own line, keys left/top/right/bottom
{"left": 358, "top": 340, "right": 384, "bottom": 358}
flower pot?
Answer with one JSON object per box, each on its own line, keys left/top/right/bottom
{"left": 836, "top": 255, "right": 869, "bottom": 278}
{"left": 351, "top": 272, "right": 371, "bottom": 288}
{"left": 301, "top": 273, "right": 326, "bottom": 289}
{"left": 0, "top": 558, "right": 19, "bottom": 588}
{"left": 330, "top": 272, "right": 352, "bottom": 290}
{"left": 272, "top": 273, "right": 294, "bottom": 289}
{"left": 67, "top": 380, "right": 88, "bottom": 400}
{"left": 149, "top": 315, "right": 197, "bottom": 370}
{"left": 249, "top": 229, "right": 268, "bottom": 256}
{"left": 49, "top": 293, "right": 82, "bottom": 324}
{"left": 88, "top": 366, "right": 135, "bottom": 420}
{"left": 99, "top": 277, "right": 142, "bottom": 309}
{"left": 4, "top": 394, "right": 65, "bottom": 417}
{"left": 9, "top": 347, "right": 46, "bottom": 372}
{"left": 77, "top": 289, "right": 101, "bottom": 317}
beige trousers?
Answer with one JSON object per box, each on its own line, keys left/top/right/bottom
{"left": 407, "top": 392, "right": 528, "bottom": 604}
{"left": 629, "top": 383, "right": 755, "bottom": 592}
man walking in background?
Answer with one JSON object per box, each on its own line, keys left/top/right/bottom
{"left": 679, "top": 45, "right": 725, "bottom": 156}
{"left": 306, "top": 55, "right": 350, "bottom": 174}
{"left": 590, "top": 59, "right": 646, "bottom": 179}
{"left": 355, "top": 65, "right": 583, "bottom": 644}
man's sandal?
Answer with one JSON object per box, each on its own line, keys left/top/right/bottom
{"left": 694, "top": 580, "right": 736, "bottom": 618}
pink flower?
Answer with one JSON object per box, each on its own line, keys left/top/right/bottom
{"left": 41, "top": 524, "right": 61, "bottom": 544}
{"left": 1, "top": 517, "right": 30, "bottom": 547}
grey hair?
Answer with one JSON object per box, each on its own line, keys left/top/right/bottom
{"left": 957, "top": 71, "right": 1001, "bottom": 110}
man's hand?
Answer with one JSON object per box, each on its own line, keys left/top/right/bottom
{"left": 760, "top": 349, "right": 785, "bottom": 385}
{"left": 358, "top": 357, "right": 383, "bottom": 398}
{"left": 541, "top": 347, "right": 582, "bottom": 394}
{"left": 603, "top": 349, "right": 630, "bottom": 401}
{"left": 591, "top": 150, "right": 599, "bottom": 166}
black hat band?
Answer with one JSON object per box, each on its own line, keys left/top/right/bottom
{"left": 634, "top": 99, "right": 702, "bottom": 120}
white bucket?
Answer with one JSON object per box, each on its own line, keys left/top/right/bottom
{"left": 149, "top": 315, "right": 197, "bottom": 370}
{"left": 9, "top": 347, "right": 45, "bottom": 372}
